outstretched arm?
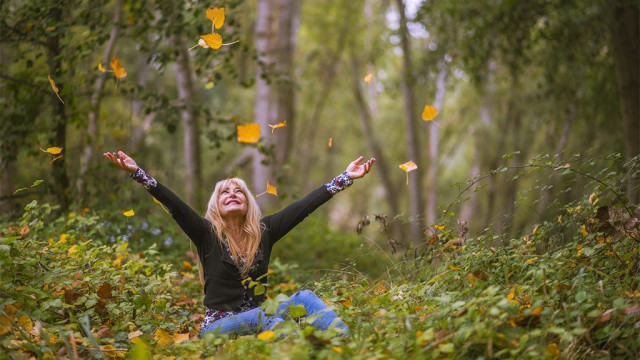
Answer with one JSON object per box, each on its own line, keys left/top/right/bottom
{"left": 103, "top": 151, "right": 139, "bottom": 174}
{"left": 345, "top": 156, "right": 376, "bottom": 180}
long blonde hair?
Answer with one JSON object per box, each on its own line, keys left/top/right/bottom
{"left": 202, "top": 178, "right": 263, "bottom": 278}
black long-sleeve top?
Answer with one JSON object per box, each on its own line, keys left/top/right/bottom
{"left": 133, "top": 170, "right": 353, "bottom": 312}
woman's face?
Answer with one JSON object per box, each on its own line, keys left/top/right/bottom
{"left": 218, "top": 182, "right": 248, "bottom": 219}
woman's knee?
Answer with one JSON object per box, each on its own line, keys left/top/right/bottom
{"left": 291, "top": 289, "right": 319, "bottom": 302}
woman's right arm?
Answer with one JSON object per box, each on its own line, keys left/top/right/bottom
{"left": 103, "top": 151, "right": 210, "bottom": 245}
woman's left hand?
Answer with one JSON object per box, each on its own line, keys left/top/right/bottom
{"left": 345, "top": 156, "right": 376, "bottom": 180}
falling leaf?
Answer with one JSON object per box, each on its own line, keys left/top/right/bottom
{"left": 123, "top": 209, "right": 135, "bottom": 217}
{"left": 205, "top": 7, "right": 225, "bottom": 29}
{"left": 110, "top": 56, "right": 127, "bottom": 78}
{"left": 268, "top": 121, "right": 286, "bottom": 133}
{"left": 399, "top": 160, "right": 418, "bottom": 185}
{"left": 266, "top": 182, "right": 277, "bottom": 196}
{"left": 41, "top": 147, "right": 63, "bottom": 154}
{"left": 237, "top": 123, "right": 261, "bottom": 143}
{"left": 421, "top": 105, "right": 438, "bottom": 121}
{"left": 200, "top": 33, "right": 223, "bottom": 50}
{"left": 328, "top": 137, "right": 332, "bottom": 147}
{"left": 154, "top": 328, "right": 173, "bottom": 349}
{"left": 48, "top": 75, "right": 64, "bottom": 104}
{"left": 97, "top": 282, "right": 113, "bottom": 299}
{"left": 152, "top": 197, "right": 170, "bottom": 214}
{"left": 364, "top": 69, "right": 374, "bottom": 83}
{"left": 257, "top": 330, "right": 275, "bottom": 340}
{"left": 98, "top": 63, "right": 107, "bottom": 73}
{"left": 433, "top": 224, "right": 445, "bottom": 231}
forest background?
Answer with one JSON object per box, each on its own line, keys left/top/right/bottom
{"left": 1, "top": 0, "right": 639, "bottom": 359}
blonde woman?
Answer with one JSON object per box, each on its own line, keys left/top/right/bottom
{"left": 104, "top": 151, "right": 375, "bottom": 337}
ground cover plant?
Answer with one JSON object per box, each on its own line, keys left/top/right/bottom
{"left": 1, "top": 156, "right": 639, "bottom": 359}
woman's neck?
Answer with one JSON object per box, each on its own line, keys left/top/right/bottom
{"left": 225, "top": 218, "right": 245, "bottom": 248}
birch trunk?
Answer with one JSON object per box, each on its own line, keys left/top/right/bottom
{"left": 426, "top": 60, "right": 447, "bottom": 224}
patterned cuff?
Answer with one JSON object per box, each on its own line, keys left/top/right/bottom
{"left": 130, "top": 168, "right": 157, "bottom": 190}
{"left": 325, "top": 171, "right": 353, "bottom": 195}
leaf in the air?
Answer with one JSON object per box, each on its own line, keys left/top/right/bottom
{"left": 123, "top": 209, "right": 135, "bottom": 217}
{"left": 266, "top": 182, "right": 277, "bottom": 196}
{"left": 364, "top": 69, "right": 374, "bottom": 83}
{"left": 328, "top": 138, "right": 332, "bottom": 147}
{"left": 399, "top": 160, "right": 418, "bottom": 185}
{"left": 98, "top": 63, "right": 107, "bottom": 72}
{"left": 205, "top": 7, "right": 225, "bottom": 29}
{"left": 201, "top": 33, "right": 223, "bottom": 50}
{"left": 47, "top": 75, "right": 64, "bottom": 104}
{"left": 41, "top": 147, "right": 63, "bottom": 155}
{"left": 421, "top": 105, "right": 438, "bottom": 121}
{"left": 110, "top": 56, "right": 127, "bottom": 78}
{"left": 237, "top": 123, "right": 261, "bottom": 143}
{"left": 268, "top": 121, "right": 286, "bottom": 133}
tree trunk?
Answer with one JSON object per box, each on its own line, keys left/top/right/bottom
{"left": 609, "top": 2, "right": 640, "bottom": 204}
{"left": 77, "top": 0, "right": 123, "bottom": 197}
{"left": 254, "top": 0, "right": 275, "bottom": 206}
{"left": 395, "top": 0, "right": 424, "bottom": 241}
{"left": 351, "top": 56, "right": 400, "bottom": 217}
{"left": 426, "top": 60, "right": 447, "bottom": 225}
{"left": 174, "top": 39, "right": 202, "bottom": 208}
{"left": 274, "top": 0, "right": 300, "bottom": 168}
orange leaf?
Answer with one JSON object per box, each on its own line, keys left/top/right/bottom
{"left": 266, "top": 182, "right": 277, "bottom": 196}
{"left": 399, "top": 160, "right": 418, "bottom": 185}
{"left": 529, "top": 306, "right": 543, "bottom": 316}
{"left": 507, "top": 288, "right": 515, "bottom": 300}
{"left": 237, "top": 123, "right": 261, "bottom": 143}
{"left": 97, "top": 282, "right": 113, "bottom": 299}
{"left": 98, "top": 63, "right": 107, "bottom": 73}
{"left": 328, "top": 137, "right": 332, "bottom": 147}
{"left": 200, "top": 33, "right": 223, "bottom": 50}
{"left": 205, "top": 7, "right": 225, "bottom": 29}
{"left": 268, "top": 121, "right": 286, "bottom": 133}
{"left": 110, "top": 56, "right": 127, "bottom": 78}
{"left": 48, "top": 75, "right": 64, "bottom": 104}
{"left": 421, "top": 105, "right": 438, "bottom": 121}
{"left": 364, "top": 69, "right": 374, "bottom": 83}
{"left": 340, "top": 298, "right": 352, "bottom": 308}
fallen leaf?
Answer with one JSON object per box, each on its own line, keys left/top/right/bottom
{"left": 173, "top": 332, "right": 190, "bottom": 344}
{"left": 507, "top": 288, "right": 515, "bottom": 300}
{"left": 332, "top": 346, "right": 343, "bottom": 353}
{"left": 18, "top": 315, "right": 32, "bottom": 331}
{"left": 200, "top": 33, "right": 222, "bottom": 50}
{"left": 48, "top": 75, "right": 64, "bottom": 104}
{"left": 364, "top": 69, "right": 374, "bottom": 83}
{"left": 110, "top": 56, "right": 127, "bottom": 78}
{"left": 339, "top": 298, "right": 352, "bottom": 308}
{"left": 154, "top": 328, "right": 173, "bottom": 349}
{"left": 123, "top": 209, "right": 135, "bottom": 217}
{"left": 128, "top": 330, "right": 143, "bottom": 340}
{"left": 257, "top": 330, "right": 275, "bottom": 340}
{"left": 97, "top": 282, "right": 113, "bottom": 299}
{"left": 237, "top": 123, "right": 261, "bottom": 143}
{"left": 0, "top": 316, "right": 12, "bottom": 335}
{"left": 205, "top": 7, "right": 225, "bottom": 29}
{"left": 421, "top": 105, "right": 438, "bottom": 121}
{"left": 268, "top": 121, "right": 286, "bottom": 133}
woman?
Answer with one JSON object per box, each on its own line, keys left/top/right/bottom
{"left": 103, "top": 151, "right": 375, "bottom": 338}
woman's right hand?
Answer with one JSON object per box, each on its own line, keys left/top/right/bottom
{"left": 103, "top": 151, "right": 139, "bottom": 174}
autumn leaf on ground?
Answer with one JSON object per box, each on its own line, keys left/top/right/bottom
{"left": 268, "top": 121, "right": 286, "bottom": 133}
{"left": 110, "top": 57, "right": 127, "bottom": 78}
{"left": 97, "top": 282, "right": 113, "bottom": 299}
{"left": 154, "top": 328, "right": 173, "bottom": 349}
{"left": 257, "top": 330, "right": 275, "bottom": 341}
{"left": 364, "top": 69, "right": 374, "bottom": 83}
{"left": 237, "top": 123, "right": 261, "bottom": 143}
{"left": 399, "top": 160, "right": 418, "bottom": 185}
{"left": 173, "top": 332, "right": 190, "bottom": 344}
{"left": 205, "top": 7, "right": 225, "bottom": 30}
{"left": 47, "top": 75, "right": 64, "bottom": 104}
{"left": 421, "top": 105, "right": 438, "bottom": 121}
{"left": 123, "top": 209, "right": 135, "bottom": 217}
{"left": 256, "top": 182, "right": 277, "bottom": 197}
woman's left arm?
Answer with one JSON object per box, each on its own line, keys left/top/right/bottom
{"left": 265, "top": 156, "right": 375, "bottom": 242}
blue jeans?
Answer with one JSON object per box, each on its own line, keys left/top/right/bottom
{"left": 200, "top": 290, "right": 349, "bottom": 337}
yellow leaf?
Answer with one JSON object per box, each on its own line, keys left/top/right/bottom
{"left": 154, "top": 328, "right": 173, "bottom": 349}
{"left": 123, "top": 209, "right": 135, "bottom": 217}
{"left": 58, "top": 233, "right": 68, "bottom": 244}
{"left": 433, "top": 224, "right": 445, "bottom": 231}
{"left": 205, "top": 7, "right": 225, "bottom": 29}
{"left": 101, "top": 344, "right": 124, "bottom": 358}
{"left": 524, "top": 256, "right": 538, "bottom": 264}
{"left": 332, "top": 346, "right": 343, "bottom": 353}
{"left": 173, "top": 332, "right": 190, "bottom": 344}
{"left": 364, "top": 69, "right": 374, "bottom": 83}
{"left": 449, "top": 265, "right": 460, "bottom": 271}
{"left": 110, "top": 56, "right": 127, "bottom": 78}
{"left": 237, "top": 123, "right": 261, "bottom": 143}
{"left": 200, "top": 33, "right": 223, "bottom": 50}
{"left": 68, "top": 245, "right": 78, "bottom": 257}
{"left": 339, "top": 298, "right": 352, "bottom": 308}
{"left": 47, "top": 75, "right": 64, "bottom": 104}
{"left": 576, "top": 244, "right": 584, "bottom": 257}
{"left": 268, "top": 121, "right": 286, "bottom": 133}
{"left": 580, "top": 225, "right": 588, "bottom": 237}
{"left": 98, "top": 63, "right": 106, "bottom": 72}
{"left": 529, "top": 306, "right": 543, "bottom": 316}
{"left": 545, "top": 343, "right": 560, "bottom": 357}
{"left": 0, "top": 316, "right": 12, "bottom": 335}
{"left": 40, "top": 146, "right": 63, "bottom": 155}
{"left": 182, "top": 260, "right": 192, "bottom": 271}
{"left": 257, "top": 330, "right": 275, "bottom": 340}
{"left": 507, "top": 288, "right": 515, "bottom": 300}
{"left": 421, "top": 105, "right": 438, "bottom": 121}
{"left": 399, "top": 160, "right": 418, "bottom": 172}
{"left": 266, "top": 182, "right": 277, "bottom": 196}
{"left": 328, "top": 137, "right": 332, "bottom": 147}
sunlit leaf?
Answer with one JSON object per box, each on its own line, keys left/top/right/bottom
{"left": 110, "top": 56, "right": 127, "bottom": 78}
{"left": 173, "top": 332, "right": 189, "bottom": 344}
{"left": 399, "top": 160, "right": 417, "bottom": 185}
{"left": 266, "top": 182, "right": 277, "bottom": 196}
{"left": 200, "top": 33, "right": 222, "bottom": 50}
{"left": 98, "top": 63, "right": 107, "bottom": 73}
{"left": 237, "top": 123, "right": 261, "bottom": 143}
{"left": 328, "top": 137, "right": 332, "bottom": 147}
{"left": 154, "top": 328, "right": 173, "bottom": 349}
{"left": 268, "top": 121, "right": 286, "bottom": 133}
{"left": 205, "top": 7, "right": 225, "bottom": 29}
{"left": 332, "top": 346, "right": 343, "bottom": 353}
{"left": 123, "top": 209, "right": 135, "bottom": 217}
{"left": 48, "top": 75, "right": 64, "bottom": 104}
{"left": 41, "top": 146, "right": 63, "bottom": 155}
{"left": 421, "top": 105, "right": 438, "bottom": 121}
{"left": 257, "top": 330, "right": 275, "bottom": 340}
{"left": 364, "top": 69, "right": 374, "bottom": 83}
